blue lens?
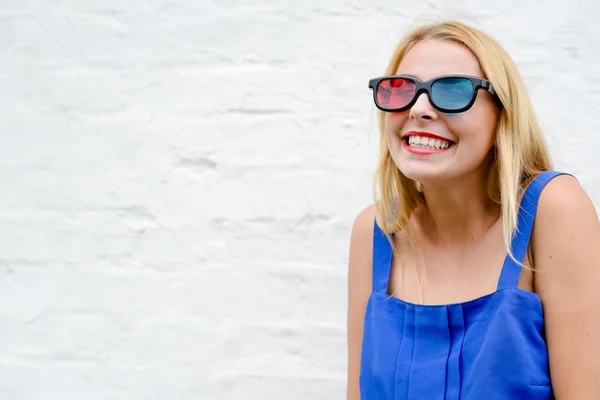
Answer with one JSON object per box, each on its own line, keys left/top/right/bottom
{"left": 431, "top": 78, "right": 473, "bottom": 110}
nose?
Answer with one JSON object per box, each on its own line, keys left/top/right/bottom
{"left": 409, "top": 92, "right": 438, "bottom": 121}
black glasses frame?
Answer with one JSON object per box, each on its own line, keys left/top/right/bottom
{"left": 368, "top": 74, "right": 497, "bottom": 113}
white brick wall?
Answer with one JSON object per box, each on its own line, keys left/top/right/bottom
{"left": 1, "top": 1, "right": 599, "bottom": 399}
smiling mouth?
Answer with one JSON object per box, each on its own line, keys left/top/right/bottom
{"left": 403, "top": 134, "right": 456, "bottom": 150}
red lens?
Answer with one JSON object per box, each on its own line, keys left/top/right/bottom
{"left": 376, "top": 78, "right": 416, "bottom": 110}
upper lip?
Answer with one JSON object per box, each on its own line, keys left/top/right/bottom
{"left": 401, "top": 131, "right": 455, "bottom": 142}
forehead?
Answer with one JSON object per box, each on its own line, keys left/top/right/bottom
{"left": 395, "top": 39, "right": 484, "bottom": 80}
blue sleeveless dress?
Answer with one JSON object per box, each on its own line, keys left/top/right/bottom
{"left": 359, "top": 171, "right": 565, "bottom": 399}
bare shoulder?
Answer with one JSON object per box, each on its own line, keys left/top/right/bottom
{"left": 348, "top": 203, "right": 377, "bottom": 288}
{"left": 350, "top": 203, "right": 377, "bottom": 254}
{"left": 536, "top": 173, "right": 596, "bottom": 216}
{"left": 532, "top": 173, "right": 599, "bottom": 264}
{"left": 346, "top": 203, "right": 376, "bottom": 400}
{"left": 532, "top": 173, "right": 600, "bottom": 397}
{"left": 533, "top": 172, "right": 599, "bottom": 278}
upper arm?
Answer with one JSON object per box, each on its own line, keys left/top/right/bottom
{"left": 346, "top": 204, "right": 376, "bottom": 400}
{"left": 532, "top": 174, "right": 600, "bottom": 398}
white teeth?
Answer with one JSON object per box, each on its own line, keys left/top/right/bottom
{"left": 406, "top": 135, "right": 452, "bottom": 149}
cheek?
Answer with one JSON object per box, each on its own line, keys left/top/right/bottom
{"left": 445, "top": 108, "right": 496, "bottom": 146}
{"left": 384, "top": 114, "right": 409, "bottom": 152}
{"left": 384, "top": 113, "right": 408, "bottom": 137}
{"left": 464, "top": 99, "right": 499, "bottom": 143}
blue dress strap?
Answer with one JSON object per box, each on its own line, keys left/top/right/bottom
{"left": 372, "top": 219, "right": 393, "bottom": 293}
{"left": 497, "top": 170, "right": 568, "bottom": 290}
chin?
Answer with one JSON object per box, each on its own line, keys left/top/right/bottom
{"left": 397, "top": 163, "right": 457, "bottom": 186}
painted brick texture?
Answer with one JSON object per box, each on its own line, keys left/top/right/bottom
{"left": 1, "top": 1, "right": 599, "bottom": 399}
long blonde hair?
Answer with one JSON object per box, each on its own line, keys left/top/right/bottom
{"left": 373, "top": 20, "right": 553, "bottom": 270}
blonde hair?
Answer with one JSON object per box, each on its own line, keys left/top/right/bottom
{"left": 373, "top": 20, "right": 553, "bottom": 278}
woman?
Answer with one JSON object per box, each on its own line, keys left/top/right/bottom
{"left": 347, "top": 20, "right": 600, "bottom": 399}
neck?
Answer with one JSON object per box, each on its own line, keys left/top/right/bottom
{"left": 417, "top": 170, "right": 500, "bottom": 247}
